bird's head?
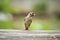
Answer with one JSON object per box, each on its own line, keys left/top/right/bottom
{"left": 29, "top": 12, "right": 35, "bottom": 17}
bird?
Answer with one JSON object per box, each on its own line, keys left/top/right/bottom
{"left": 24, "top": 12, "right": 35, "bottom": 30}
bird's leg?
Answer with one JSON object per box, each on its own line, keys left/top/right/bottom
{"left": 25, "top": 24, "right": 29, "bottom": 30}
{"left": 25, "top": 27, "right": 28, "bottom": 30}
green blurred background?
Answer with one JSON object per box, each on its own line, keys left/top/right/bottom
{"left": 0, "top": 0, "right": 60, "bottom": 30}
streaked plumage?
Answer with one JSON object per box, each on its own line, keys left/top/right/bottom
{"left": 24, "top": 12, "right": 35, "bottom": 30}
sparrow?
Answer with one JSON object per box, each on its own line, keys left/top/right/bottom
{"left": 24, "top": 12, "right": 35, "bottom": 30}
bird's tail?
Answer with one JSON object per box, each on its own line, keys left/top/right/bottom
{"left": 25, "top": 28, "right": 28, "bottom": 30}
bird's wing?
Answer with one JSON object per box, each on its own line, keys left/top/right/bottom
{"left": 24, "top": 18, "right": 32, "bottom": 28}
{"left": 27, "top": 19, "right": 32, "bottom": 27}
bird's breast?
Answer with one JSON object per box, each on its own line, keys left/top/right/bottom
{"left": 24, "top": 17, "right": 32, "bottom": 24}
